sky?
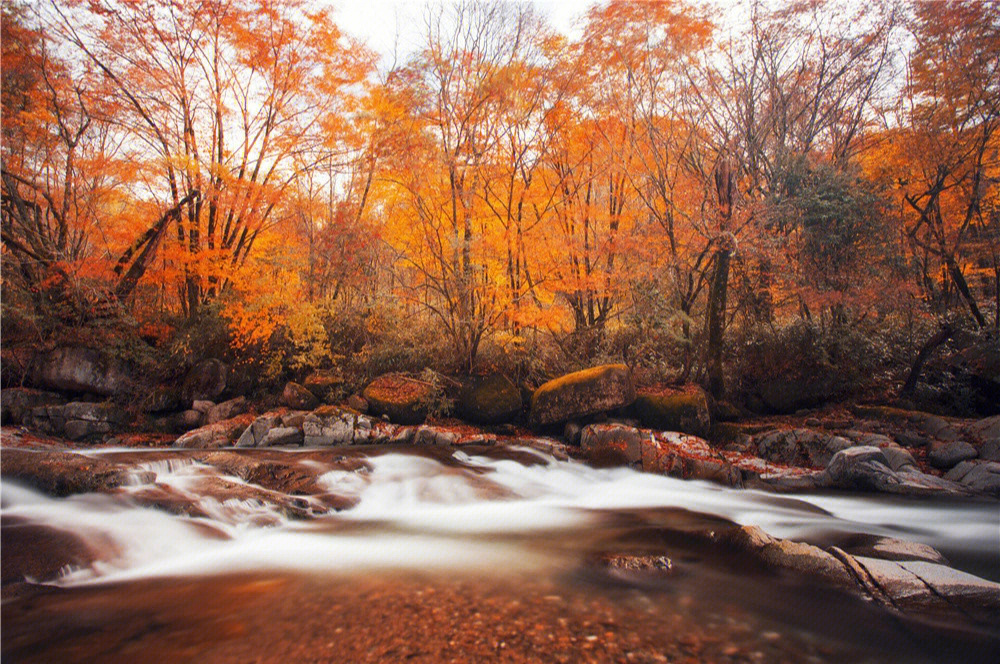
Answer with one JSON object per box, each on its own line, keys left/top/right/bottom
{"left": 331, "top": 0, "right": 594, "bottom": 65}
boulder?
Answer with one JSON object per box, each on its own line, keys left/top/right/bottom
{"left": 192, "top": 400, "right": 215, "bottom": 414}
{"left": 0, "top": 388, "right": 65, "bottom": 425}
{"left": 181, "top": 359, "right": 227, "bottom": 401}
{"left": 631, "top": 386, "right": 710, "bottom": 437}
{"left": 176, "top": 409, "right": 204, "bottom": 431}
{"left": 302, "top": 371, "right": 344, "bottom": 404}
{"left": 207, "top": 396, "right": 248, "bottom": 424}
{"left": 944, "top": 460, "right": 1000, "bottom": 497}
{"left": 302, "top": 406, "right": 376, "bottom": 446}
{"left": 755, "top": 428, "right": 852, "bottom": 467}
{"left": 412, "top": 425, "right": 461, "bottom": 446}
{"left": 529, "top": 364, "right": 636, "bottom": 427}
{"left": 850, "top": 556, "right": 1000, "bottom": 625}
{"left": 825, "top": 446, "right": 901, "bottom": 492}
{"left": 928, "top": 440, "right": 977, "bottom": 469}
{"left": 641, "top": 433, "right": 742, "bottom": 486}
{"left": 173, "top": 414, "right": 252, "bottom": 449}
{"left": 346, "top": 394, "right": 369, "bottom": 413}
{"left": 458, "top": 374, "right": 522, "bottom": 424}
{"left": 235, "top": 413, "right": 284, "bottom": 448}
{"left": 24, "top": 401, "right": 122, "bottom": 441}
{"left": 579, "top": 424, "right": 643, "bottom": 466}
{"left": 34, "top": 347, "right": 132, "bottom": 396}
{"left": 363, "top": 373, "right": 432, "bottom": 425}
{"left": 259, "top": 426, "right": 304, "bottom": 447}
{"left": 282, "top": 381, "right": 319, "bottom": 411}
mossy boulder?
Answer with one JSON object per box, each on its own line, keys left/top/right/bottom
{"left": 632, "top": 386, "right": 711, "bottom": 437}
{"left": 459, "top": 374, "right": 522, "bottom": 424}
{"left": 529, "top": 364, "right": 636, "bottom": 427}
{"left": 362, "top": 373, "right": 431, "bottom": 425}
{"left": 302, "top": 370, "right": 344, "bottom": 404}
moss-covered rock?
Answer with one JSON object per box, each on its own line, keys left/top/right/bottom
{"left": 632, "top": 386, "right": 711, "bottom": 437}
{"left": 530, "top": 364, "right": 636, "bottom": 427}
{"left": 459, "top": 374, "right": 522, "bottom": 424}
{"left": 282, "top": 381, "right": 319, "bottom": 411}
{"left": 302, "top": 370, "right": 344, "bottom": 404}
{"left": 362, "top": 373, "right": 431, "bottom": 425}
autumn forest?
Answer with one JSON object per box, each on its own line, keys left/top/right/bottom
{"left": 3, "top": 1, "right": 1000, "bottom": 661}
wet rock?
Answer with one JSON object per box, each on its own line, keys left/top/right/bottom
{"left": 850, "top": 556, "right": 1000, "bottom": 625}
{"left": 755, "top": 428, "right": 852, "bottom": 467}
{"left": 302, "top": 370, "right": 344, "bottom": 404}
{"left": 458, "top": 373, "right": 522, "bottom": 424}
{"left": 944, "top": 460, "right": 1000, "bottom": 497}
{"left": 0, "top": 388, "right": 65, "bottom": 425}
{"left": 181, "top": 359, "right": 227, "bottom": 401}
{"left": 2, "top": 517, "right": 101, "bottom": 584}
{"left": 928, "top": 440, "right": 977, "bottom": 469}
{"left": 594, "top": 553, "right": 673, "bottom": 578}
{"left": 530, "top": 364, "right": 636, "bottom": 427}
{"left": 631, "top": 386, "right": 710, "bottom": 437}
{"left": 34, "top": 346, "right": 133, "bottom": 396}
{"left": 207, "top": 397, "right": 248, "bottom": 425}
{"left": 580, "top": 423, "right": 644, "bottom": 466}
{"left": 282, "top": 382, "right": 319, "bottom": 411}
{"left": 721, "top": 525, "right": 854, "bottom": 586}
{"left": 173, "top": 414, "right": 253, "bottom": 449}
{"left": 363, "top": 373, "right": 432, "bottom": 425}
{"left": 840, "top": 431, "right": 917, "bottom": 471}
{"left": 1, "top": 450, "right": 145, "bottom": 496}
{"left": 844, "top": 536, "right": 949, "bottom": 565}
{"left": 302, "top": 406, "right": 374, "bottom": 445}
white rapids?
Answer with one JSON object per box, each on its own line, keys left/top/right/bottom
{"left": 2, "top": 447, "right": 997, "bottom": 586}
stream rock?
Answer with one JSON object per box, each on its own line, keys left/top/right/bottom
{"left": 1, "top": 449, "right": 149, "bottom": 496}
{"left": 824, "top": 446, "right": 966, "bottom": 495}
{"left": 302, "top": 371, "right": 344, "bottom": 404}
{"left": 755, "top": 428, "right": 852, "bottom": 467}
{"left": 458, "top": 374, "right": 522, "bottom": 424}
{"left": 34, "top": 347, "right": 134, "bottom": 396}
{"left": 302, "top": 406, "right": 375, "bottom": 446}
{"left": 848, "top": 556, "right": 1000, "bottom": 625}
{"left": 0, "top": 388, "right": 65, "bottom": 425}
{"left": 944, "top": 460, "right": 1000, "bottom": 497}
{"left": 206, "top": 397, "right": 248, "bottom": 424}
{"left": 580, "top": 423, "right": 644, "bottom": 466}
{"left": 631, "top": 386, "right": 711, "bottom": 437}
{"left": 25, "top": 401, "right": 123, "bottom": 441}
{"left": 928, "top": 440, "right": 978, "bottom": 469}
{"left": 530, "top": 364, "right": 635, "bottom": 426}
{"left": 173, "top": 414, "right": 253, "bottom": 449}
{"left": 363, "top": 374, "right": 432, "bottom": 425}
{"left": 282, "top": 382, "right": 319, "bottom": 411}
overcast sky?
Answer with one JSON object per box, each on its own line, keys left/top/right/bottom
{"left": 331, "top": 0, "right": 597, "bottom": 64}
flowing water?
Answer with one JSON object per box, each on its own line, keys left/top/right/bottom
{"left": 3, "top": 445, "right": 999, "bottom": 662}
